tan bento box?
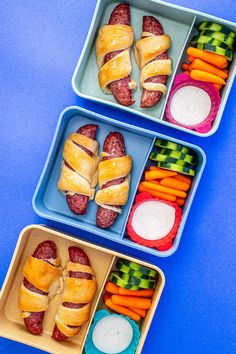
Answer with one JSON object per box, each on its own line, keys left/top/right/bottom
{"left": 0, "top": 225, "right": 165, "bottom": 354}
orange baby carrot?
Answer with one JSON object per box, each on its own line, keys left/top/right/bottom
{"left": 160, "top": 177, "right": 190, "bottom": 192}
{"left": 105, "top": 282, "right": 119, "bottom": 295}
{"left": 188, "top": 55, "right": 195, "bottom": 62}
{"left": 111, "top": 295, "right": 152, "bottom": 310}
{"left": 149, "top": 166, "right": 160, "bottom": 171}
{"left": 142, "top": 181, "right": 187, "bottom": 198}
{"left": 190, "top": 58, "right": 228, "bottom": 79}
{"left": 118, "top": 287, "right": 154, "bottom": 297}
{"left": 105, "top": 299, "right": 141, "bottom": 322}
{"left": 129, "top": 307, "right": 147, "bottom": 318}
{"left": 212, "top": 83, "right": 223, "bottom": 90}
{"left": 190, "top": 69, "right": 226, "bottom": 85}
{"left": 187, "top": 47, "right": 227, "bottom": 68}
{"left": 103, "top": 292, "right": 112, "bottom": 302}
{"left": 138, "top": 183, "right": 177, "bottom": 202}
{"left": 147, "top": 180, "right": 160, "bottom": 185}
{"left": 175, "top": 174, "right": 192, "bottom": 185}
{"left": 145, "top": 170, "right": 178, "bottom": 180}
{"left": 176, "top": 198, "right": 185, "bottom": 207}
{"left": 182, "top": 62, "right": 190, "bottom": 71}
{"left": 184, "top": 71, "right": 190, "bottom": 75}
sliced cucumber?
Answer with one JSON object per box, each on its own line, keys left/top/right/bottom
{"left": 116, "top": 259, "right": 158, "bottom": 278}
{"left": 191, "top": 35, "right": 232, "bottom": 49}
{"left": 116, "top": 260, "right": 156, "bottom": 279}
{"left": 149, "top": 152, "right": 196, "bottom": 168}
{"left": 110, "top": 272, "right": 140, "bottom": 290}
{"left": 117, "top": 272, "right": 156, "bottom": 289}
{"left": 196, "top": 43, "right": 233, "bottom": 61}
{"left": 198, "top": 21, "right": 235, "bottom": 38}
{"left": 155, "top": 139, "right": 190, "bottom": 154}
{"left": 160, "top": 148, "right": 198, "bottom": 165}
{"left": 157, "top": 161, "right": 196, "bottom": 176}
{"left": 199, "top": 31, "right": 235, "bottom": 47}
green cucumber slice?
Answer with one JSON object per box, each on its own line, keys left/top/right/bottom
{"left": 157, "top": 161, "right": 196, "bottom": 176}
{"left": 155, "top": 139, "right": 190, "bottom": 153}
{"left": 150, "top": 153, "right": 196, "bottom": 168}
{"left": 110, "top": 272, "right": 140, "bottom": 290}
{"left": 196, "top": 43, "right": 233, "bottom": 61}
{"left": 117, "top": 272, "right": 156, "bottom": 289}
{"left": 116, "top": 260, "right": 155, "bottom": 279}
{"left": 116, "top": 259, "right": 158, "bottom": 278}
{"left": 198, "top": 21, "right": 235, "bottom": 38}
{"left": 191, "top": 35, "right": 232, "bottom": 49}
{"left": 160, "top": 148, "right": 198, "bottom": 165}
{"left": 199, "top": 31, "right": 235, "bottom": 47}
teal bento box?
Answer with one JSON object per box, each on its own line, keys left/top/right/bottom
{"left": 32, "top": 106, "right": 206, "bottom": 257}
{"left": 72, "top": 0, "right": 236, "bottom": 137}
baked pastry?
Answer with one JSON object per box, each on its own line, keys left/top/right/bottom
{"left": 96, "top": 3, "right": 136, "bottom": 106}
{"left": 134, "top": 16, "right": 172, "bottom": 108}
{"left": 57, "top": 124, "right": 100, "bottom": 214}
{"left": 52, "top": 247, "right": 97, "bottom": 341}
{"left": 18, "top": 241, "right": 62, "bottom": 335}
{"left": 96, "top": 132, "right": 132, "bottom": 228}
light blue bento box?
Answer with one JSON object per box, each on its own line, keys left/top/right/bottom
{"left": 32, "top": 106, "right": 206, "bottom": 257}
{"left": 72, "top": 0, "right": 236, "bottom": 137}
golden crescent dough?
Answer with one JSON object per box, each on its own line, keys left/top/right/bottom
{"left": 65, "top": 261, "right": 95, "bottom": 275}
{"left": 140, "top": 59, "right": 172, "bottom": 87}
{"left": 135, "top": 34, "right": 171, "bottom": 69}
{"left": 96, "top": 24, "right": 134, "bottom": 69}
{"left": 58, "top": 303, "right": 91, "bottom": 327}
{"left": 63, "top": 278, "right": 97, "bottom": 304}
{"left": 55, "top": 315, "right": 81, "bottom": 337}
{"left": 18, "top": 283, "right": 49, "bottom": 312}
{"left": 98, "top": 155, "right": 132, "bottom": 188}
{"left": 69, "top": 133, "right": 99, "bottom": 156}
{"left": 23, "top": 256, "right": 62, "bottom": 292}
{"left": 98, "top": 49, "right": 132, "bottom": 93}
{"left": 95, "top": 177, "right": 130, "bottom": 206}
{"left": 142, "top": 82, "right": 167, "bottom": 93}
{"left": 57, "top": 163, "right": 95, "bottom": 199}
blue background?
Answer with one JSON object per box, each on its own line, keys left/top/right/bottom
{"left": 0, "top": 0, "right": 235, "bottom": 353}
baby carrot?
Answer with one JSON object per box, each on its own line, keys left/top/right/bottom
{"left": 184, "top": 71, "right": 190, "bottom": 75}
{"left": 111, "top": 295, "right": 152, "bottom": 310}
{"left": 190, "top": 69, "right": 226, "bottom": 85}
{"left": 187, "top": 47, "right": 227, "bottom": 68}
{"left": 103, "top": 292, "right": 112, "bottom": 302}
{"left": 142, "top": 181, "right": 187, "bottom": 198}
{"left": 129, "top": 307, "right": 147, "bottom": 318}
{"left": 149, "top": 166, "right": 160, "bottom": 171}
{"left": 181, "top": 62, "right": 190, "bottom": 71}
{"left": 190, "top": 58, "right": 228, "bottom": 79}
{"left": 105, "top": 282, "right": 119, "bottom": 295}
{"left": 160, "top": 177, "right": 190, "bottom": 192}
{"left": 176, "top": 198, "right": 185, "bottom": 207}
{"left": 138, "top": 183, "right": 177, "bottom": 202}
{"left": 147, "top": 180, "right": 160, "bottom": 185}
{"left": 145, "top": 170, "right": 177, "bottom": 180}
{"left": 212, "top": 83, "right": 222, "bottom": 90}
{"left": 118, "top": 287, "right": 154, "bottom": 297}
{"left": 105, "top": 299, "right": 141, "bottom": 322}
{"left": 188, "top": 55, "right": 195, "bottom": 62}
{"left": 175, "top": 174, "right": 191, "bottom": 185}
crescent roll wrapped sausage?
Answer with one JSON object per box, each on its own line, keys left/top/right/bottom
{"left": 134, "top": 16, "right": 172, "bottom": 108}
{"left": 96, "top": 132, "right": 132, "bottom": 228}
{"left": 96, "top": 4, "right": 136, "bottom": 106}
{"left": 57, "top": 124, "right": 100, "bottom": 215}
{"left": 18, "top": 241, "right": 62, "bottom": 335}
{"left": 52, "top": 247, "right": 97, "bottom": 341}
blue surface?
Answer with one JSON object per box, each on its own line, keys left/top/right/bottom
{"left": 0, "top": 0, "right": 235, "bottom": 353}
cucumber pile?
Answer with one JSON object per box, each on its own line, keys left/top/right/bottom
{"left": 191, "top": 21, "right": 235, "bottom": 61}
{"left": 149, "top": 139, "right": 198, "bottom": 176}
{"left": 110, "top": 259, "right": 158, "bottom": 290}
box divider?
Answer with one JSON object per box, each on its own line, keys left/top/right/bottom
{"left": 159, "top": 15, "right": 198, "bottom": 121}
{"left": 120, "top": 136, "right": 157, "bottom": 239}
{"left": 80, "top": 254, "right": 117, "bottom": 351}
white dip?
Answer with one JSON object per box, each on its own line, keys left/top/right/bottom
{"left": 92, "top": 315, "right": 133, "bottom": 354}
{"left": 170, "top": 86, "right": 211, "bottom": 126}
{"left": 132, "top": 201, "right": 176, "bottom": 240}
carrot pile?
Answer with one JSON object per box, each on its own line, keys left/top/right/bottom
{"left": 181, "top": 47, "right": 228, "bottom": 90}
{"left": 138, "top": 166, "right": 192, "bottom": 207}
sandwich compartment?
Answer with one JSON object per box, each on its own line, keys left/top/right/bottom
{"left": 0, "top": 225, "right": 165, "bottom": 354}
{"left": 33, "top": 106, "right": 206, "bottom": 257}
{"left": 72, "top": 0, "right": 236, "bottom": 136}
